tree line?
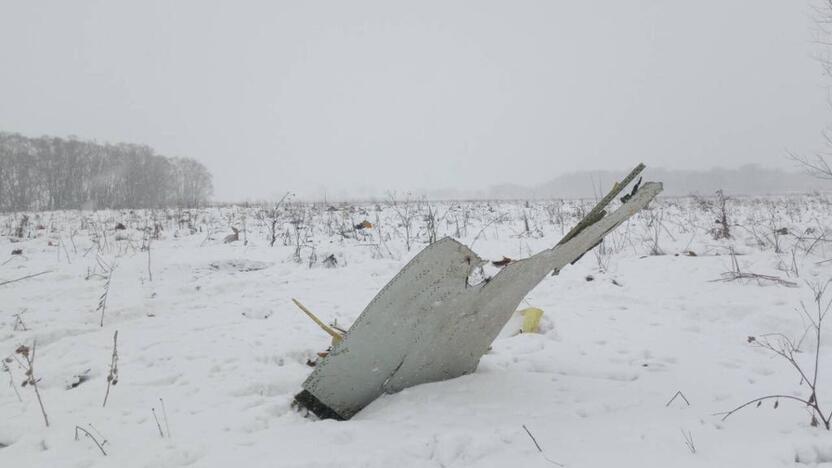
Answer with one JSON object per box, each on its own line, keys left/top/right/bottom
{"left": 0, "top": 132, "right": 213, "bottom": 212}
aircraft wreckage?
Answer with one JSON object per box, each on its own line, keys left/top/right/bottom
{"left": 295, "top": 164, "right": 663, "bottom": 420}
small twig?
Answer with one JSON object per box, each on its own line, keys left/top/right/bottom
{"left": 160, "top": 397, "right": 171, "bottom": 438}
{"left": 665, "top": 390, "right": 691, "bottom": 407}
{"left": 522, "top": 424, "right": 543, "bottom": 452}
{"left": 152, "top": 408, "right": 165, "bottom": 438}
{"left": 13, "top": 312, "right": 28, "bottom": 331}
{"left": 75, "top": 426, "right": 107, "bottom": 456}
{"left": 680, "top": 429, "right": 696, "bottom": 454}
{"left": 716, "top": 394, "right": 810, "bottom": 421}
{"left": 522, "top": 424, "right": 564, "bottom": 466}
{"left": 87, "top": 423, "right": 108, "bottom": 446}
{"left": 98, "top": 263, "right": 115, "bottom": 327}
{"left": 0, "top": 270, "right": 52, "bottom": 287}
{"left": 468, "top": 214, "right": 509, "bottom": 251}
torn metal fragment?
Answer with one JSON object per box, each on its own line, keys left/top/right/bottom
{"left": 297, "top": 180, "right": 663, "bottom": 420}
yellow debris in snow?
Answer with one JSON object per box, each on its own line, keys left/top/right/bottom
{"left": 519, "top": 307, "right": 544, "bottom": 333}
{"left": 292, "top": 298, "right": 344, "bottom": 344}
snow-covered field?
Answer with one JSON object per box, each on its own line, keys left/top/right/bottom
{"left": 3, "top": 194, "right": 832, "bottom": 467}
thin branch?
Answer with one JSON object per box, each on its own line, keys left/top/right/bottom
{"left": 522, "top": 424, "right": 564, "bottom": 466}
{"left": 717, "top": 395, "right": 811, "bottom": 422}
{"left": 75, "top": 426, "right": 107, "bottom": 456}
{"left": 0, "top": 270, "right": 52, "bottom": 287}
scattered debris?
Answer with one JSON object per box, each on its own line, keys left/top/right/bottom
{"left": 619, "top": 176, "right": 642, "bottom": 204}
{"left": 492, "top": 256, "right": 512, "bottom": 267}
{"left": 65, "top": 369, "right": 92, "bottom": 390}
{"left": 223, "top": 227, "right": 240, "bottom": 244}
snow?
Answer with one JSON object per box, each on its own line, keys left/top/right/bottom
{"left": 2, "top": 196, "right": 832, "bottom": 467}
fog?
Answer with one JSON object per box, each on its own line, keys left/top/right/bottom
{"left": 1, "top": 1, "right": 829, "bottom": 201}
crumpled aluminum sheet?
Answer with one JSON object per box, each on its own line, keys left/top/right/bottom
{"left": 300, "top": 182, "right": 663, "bottom": 419}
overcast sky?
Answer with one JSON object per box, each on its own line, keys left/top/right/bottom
{"left": 1, "top": 1, "right": 829, "bottom": 200}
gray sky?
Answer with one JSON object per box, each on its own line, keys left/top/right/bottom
{"left": 1, "top": 1, "right": 829, "bottom": 200}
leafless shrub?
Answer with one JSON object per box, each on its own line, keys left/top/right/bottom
{"left": 14, "top": 214, "right": 29, "bottom": 239}
{"left": 776, "top": 245, "right": 801, "bottom": 279}
{"left": 718, "top": 280, "right": 832, "bottom": 429}
{"left": 710, "top": 190, "right": 732, "bottom": 240}
{"left": 423, "top": 200, "right": 439, "bottom": 245}
{"left": 640, "top": 206, "right": 672, "bottom": 256}
{"left": 387, "top": 192, "right": 417, "bottom": 251}
{"left": 469, "top": 213, "right": 509, "bottom": 251}
{"left": 261, "top": 192, "right": 292, "bottom": 247}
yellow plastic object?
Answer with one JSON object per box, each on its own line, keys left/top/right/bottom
{"left": 519, "top": 307, "right": 544, "bottom": 333}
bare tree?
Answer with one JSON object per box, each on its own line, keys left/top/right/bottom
{"left": 0, "top": 132, "right": 213, "bottom": 212}
{"left": 789, "top": 2, "right": 832, "bottom": 181}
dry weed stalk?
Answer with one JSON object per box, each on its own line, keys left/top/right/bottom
{"left": 74, "top": 426, "right": 107, "bottom": 456}
{"left": 102, "top": 330, "right": 119, "bottom": 407}
{"left": 712, "top": 248, "right": 798, "bottom": 287}
{"left": 16, "top": 342, "right": 49, "bottom": 427}
{"left": 97, "top": 261, "right": 116, "bottom": 327}
{"left": 2, "top": 358, "right": 22, "bottom": 402}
